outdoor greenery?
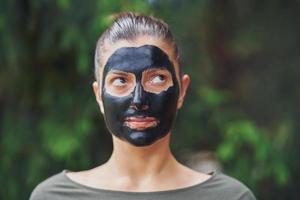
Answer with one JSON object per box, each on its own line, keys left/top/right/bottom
{"left": 0, "top": 0, "right": 299, "bottom": 199}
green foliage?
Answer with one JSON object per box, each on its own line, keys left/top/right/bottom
{"left": 217, "top": 120, "right": 290, "bottom": 188}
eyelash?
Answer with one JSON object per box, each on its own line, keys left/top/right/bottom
{"left": 150, "top": 74, "right": 166, "bottom": 84}
{"left": 111, "top": 77, "right": 127, "bottom": 86}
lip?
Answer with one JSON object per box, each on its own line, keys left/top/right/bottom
{"left": 124, "top": 117, "right": 159, "bottom": 130}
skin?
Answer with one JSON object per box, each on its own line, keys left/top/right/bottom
{"left": 66, "top": 36, "right": 211, "bottom": 192}
{"left": 102, "top": 45, "right": 180, "bottom": 146}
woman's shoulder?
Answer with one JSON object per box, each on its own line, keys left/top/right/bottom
{"left": 202, "top": 171, "right": 256, "bottom": 200}
{"left": 29, "top": 170, "right": 71, "bottom": 200}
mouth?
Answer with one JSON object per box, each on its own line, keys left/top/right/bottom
{"left": 123, "top": 116, "right": 159, "bottom": 130}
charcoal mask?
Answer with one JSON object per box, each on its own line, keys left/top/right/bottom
{"left": 101, "top": 45, "right": 180, "bottom": 146}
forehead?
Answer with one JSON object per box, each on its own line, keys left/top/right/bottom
{"left": 99, "top": 37, "right": 180, "bottom": 79}
{"left": 104, "top": 45, "right": 173, "bottom": 73}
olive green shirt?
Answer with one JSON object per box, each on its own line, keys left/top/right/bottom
{"left": 30, "top": 170, "right": 256, "bottom": 200}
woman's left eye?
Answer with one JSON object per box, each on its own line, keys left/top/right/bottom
{"left": 151, "top": 75, "right": 165, "bottom": 84}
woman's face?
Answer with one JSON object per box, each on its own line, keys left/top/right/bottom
{"left": 93, "top": 36, "right": 190, "bottom": 147}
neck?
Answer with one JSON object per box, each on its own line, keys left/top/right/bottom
{"left": 105, "top": 133, "right": 178, "bottom": 181}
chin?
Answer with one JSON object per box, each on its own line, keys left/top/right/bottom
{"left": 124, "top": 131, "right": 164, "bottom": 147}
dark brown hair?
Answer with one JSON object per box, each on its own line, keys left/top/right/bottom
{"left": 94, "top": 12, "right": 180, "bottom": 82}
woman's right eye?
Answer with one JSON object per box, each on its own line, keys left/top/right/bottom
{"left": 112, "top": 77, "right": 126, "bottom": 86}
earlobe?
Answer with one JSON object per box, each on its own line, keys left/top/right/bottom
{"left": 177, "top": 74, "right": 190, "bottom": 109}
{"left": 92, "top": 81, "right": 105, "bottom": 114}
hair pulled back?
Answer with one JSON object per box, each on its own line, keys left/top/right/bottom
{"left": 94, "top": 12, "right": 180, "bottom": 81}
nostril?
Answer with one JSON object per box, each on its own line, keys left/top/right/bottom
{"left": 129, "top": 104, "right": 149, "bottom": 111}
{"left": 141, "top": 105, "right": 149, "bottom": 110}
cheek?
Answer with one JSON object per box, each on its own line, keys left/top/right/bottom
{"left": 149, "top": 87, "right": 179, "bottom": 113}
{"left": 102, "top": 92, "right": 132, "bottom": 117}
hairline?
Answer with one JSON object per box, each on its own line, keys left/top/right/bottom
{"left": 94, "top": 38, "right": 182, "bottom": 90}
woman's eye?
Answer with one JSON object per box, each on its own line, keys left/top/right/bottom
{"left": 112, "top": 77, "right": 126, "bottom": 86}
{"left": 151, "top": 75, "right": 165, "bottom": 84}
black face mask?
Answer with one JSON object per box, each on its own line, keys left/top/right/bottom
{"left": 101, "top": 45, "right": 180, "bottom": 146}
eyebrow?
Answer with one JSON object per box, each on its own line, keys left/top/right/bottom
{"left": 107, "top": 70, "right": 134, "bottom": 76}
{"left": 143, "top": 67, "right": 169, "bottom": 73}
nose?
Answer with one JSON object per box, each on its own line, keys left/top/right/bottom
{"left": 131, "top": 83, "right": 149, "bottom": 110}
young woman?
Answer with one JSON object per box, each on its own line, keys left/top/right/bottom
{"left": 30, "top": 12, "right": 256, "bottom": 200}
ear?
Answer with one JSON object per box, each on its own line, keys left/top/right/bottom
{"left": 92, "top": 81, "right": 104, "bottom": 114}
{"left": 177, "top": 74, "right": 190, "bottom": 109}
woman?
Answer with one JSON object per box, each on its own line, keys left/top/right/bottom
{"left": 30, "top": 12, "right": 256, "bottom": 200}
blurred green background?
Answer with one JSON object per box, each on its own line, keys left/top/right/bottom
{"left": 0, "top": 0, "right": 299, "bottom": 199}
